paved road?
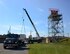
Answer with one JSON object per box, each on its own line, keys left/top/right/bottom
{"left": 0, "top": 43, "right": 28, "bottom": 54}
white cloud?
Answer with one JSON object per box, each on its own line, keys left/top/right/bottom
{"left": 0, "top": 24, "right": 30, "bottom": 34}
{"left": 34, "top": 21, "right": 40, "bottom": 25}
{"left": 0, "top": 24, "right": 47, "bottom": 37}
{"left": 26, "top": 31, "right": 47, "bottom": 38}
{"left": 34, "top": 20, "right": 44, "bottom": 25}
{"left": 25, "top": 31, "right": 36, "bottom": 38}
{"left": 38, "top": 8, "right": 44, "bottom": 12}
{"left": 26, "top": 30, "right": 48, "bottom": 38}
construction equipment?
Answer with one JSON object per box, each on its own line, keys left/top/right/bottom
{"left": 21, "top": 17, "right": 26, "bottom": 34}
{"left": 8, "top": 26, "right": 11, "bottom": 34}
{"left": 3, "top": 33, "right": 26, "bottom": 49}
{"left": 3, "top": 26, "right": 26, "bottom": 49}
{"left": 23, "top": 8, "right": 42, "bottom": 43}
{"left": 23, "top": 8, "right": 40, "bottom": 37}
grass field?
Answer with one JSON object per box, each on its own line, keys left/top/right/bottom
{"left": 29, "top": 43, "right": 70, "bottom": 54}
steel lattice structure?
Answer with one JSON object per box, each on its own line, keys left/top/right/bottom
{"left": 48, "top": 9, "right": 64, "bottom": 42}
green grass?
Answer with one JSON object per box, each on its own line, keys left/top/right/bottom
{"left": 28, "top": 43, "right": 70, "bottom": 54}
{"left": 59, "top": 38, "right": 70, "bottom": 45}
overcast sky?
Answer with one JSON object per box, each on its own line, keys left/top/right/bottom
{"left": 0, "top": 0, "right": 70, "bottom": 37}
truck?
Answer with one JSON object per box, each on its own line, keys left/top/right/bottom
{"left": 3, "top": 33, "right": 26, "bottom": 49}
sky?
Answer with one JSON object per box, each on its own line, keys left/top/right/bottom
{"left": 0, "top": 0, "right": 70, "bottom": 37}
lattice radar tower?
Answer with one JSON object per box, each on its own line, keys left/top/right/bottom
{"left": 48, "top": 9, "right": 64, "bottom": 42}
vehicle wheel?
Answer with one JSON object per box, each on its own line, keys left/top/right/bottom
{"left": 4, "top": 46, "right": 6, "bottom": 49}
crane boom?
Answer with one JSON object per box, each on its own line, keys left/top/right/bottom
{"left": 23, "top": 8, "right": 40, "bottom": 37}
